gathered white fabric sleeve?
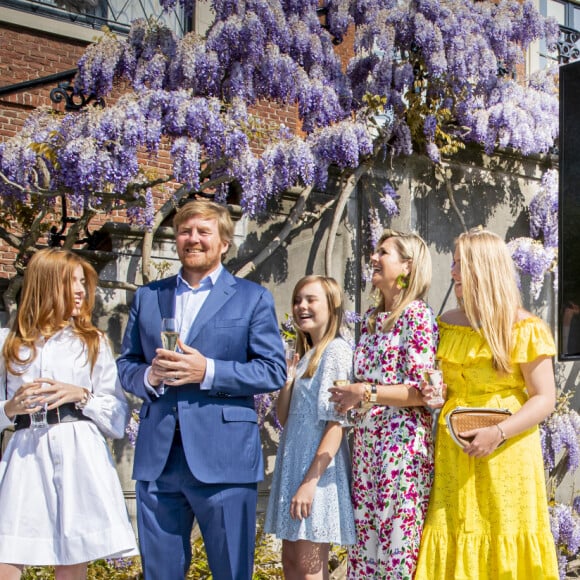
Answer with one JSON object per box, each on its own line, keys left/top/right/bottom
{"left": 81, "top": 335, "right": 129, "bottom": 439}
{"left": 316, "top": 338, "right": 354, "bottom": 425}
{"left": 0, "top": 328, "right": 12, "bottom": 432}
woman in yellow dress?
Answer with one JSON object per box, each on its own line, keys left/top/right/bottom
{"left": 415, "top": 227, "right": 559, "bottom": 580}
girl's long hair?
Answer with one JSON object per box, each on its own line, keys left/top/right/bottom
{"left": 368, "top": 229, "right": 432, "bottom": 333}
{"left": 3, "top": 248, "right": 102, "bottom": 374}
{"left": 455, "top": 228, "right": 522, "bottom": 374}
{"left": 293, "top": 275, "right": 344, "bottom": 378}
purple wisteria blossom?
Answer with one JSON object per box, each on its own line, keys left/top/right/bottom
{"left": 368, "top": 208, "right": 383, "bottom": 250}
{"left": 530, "top": 169, "right": 558, "bottom": 248}
{"left": 126, "top": 409, "right": 140, "bottom": 447}
{"left": 508, "top": 167, "right": 559, "bottom": 298}
{"left": 380, "top": 183, "right": 400, "bottom": 217}
{"left": 361, "top": 262, "right": 374, "bottom": 284}
{"left": 549, "top": 502, "right": 580, "bottom": 579}
{"left": 344, "top": 310, "right": 363, "bottom": 325}
{"left": 1, "top": 0, "right": 559, "bottom": 230}
{"left": 541, "top": 404, "right": 580, "bottom": 472}
{"left": 254, "top": 392, "right": 282, "bottom": 432}
{"left": 508, "top": 237, "right": 556, "bottom": 300}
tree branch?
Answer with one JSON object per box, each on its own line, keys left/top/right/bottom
{"left": 0, "top": 225, "right": 22, "bottom": 249}
{"left": 98, "top": 279, "right": 138, "bottom": 292}
{"left": 2, "top": 275, "right": 22, "bottom": 323}
{"left": 439, "top": 164, "right": 468, "bottom": 233}
{"left": 1, "top": 207, "right": 49, "bottom": 321}
{"left": 324, "top": 162, "right": 371, "bottom": 277}
{"left": 62, "top": 208, "right": 96, "bottom": 250}
{"left": 141, "top": 184, "right": 194, "bottom": 284}
{"left": 234, "top": 186, "right": 314, "bottom": 278}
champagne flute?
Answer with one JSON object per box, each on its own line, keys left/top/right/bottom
{"left": 161, "top": 318, "right": 179, "bottom": 351}
{"left": 284, "top": 338, "right": 297, "bottom": 381}
{"left": 333, "top": 371, "right": 354, "bottom": 426}
{"left": 423, "top": 360, "right": 444, "bottom": 405}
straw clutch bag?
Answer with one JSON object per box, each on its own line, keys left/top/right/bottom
{"left": 445, "top": 407, "right": 512, "bottom": 448}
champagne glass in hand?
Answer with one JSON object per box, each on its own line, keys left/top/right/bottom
{"left": 161, "top": 318, "right": 179, "bottom": 351}
{"left": 284, "top": 339, "right": 297, "bottom": 381}
{"left": 423, "top": 362, "right": 445, "bottom": 406}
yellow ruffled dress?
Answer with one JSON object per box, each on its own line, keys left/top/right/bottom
{"left": 415, "top": 317, "right": 559, "bottom": 580}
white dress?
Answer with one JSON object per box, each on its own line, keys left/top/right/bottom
{"left": 0, "top": 327, "right": 138, "bottom": 565}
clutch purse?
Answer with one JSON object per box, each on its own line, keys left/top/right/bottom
{"left": 445, "top": 407, "right": 512, "bottom": 448}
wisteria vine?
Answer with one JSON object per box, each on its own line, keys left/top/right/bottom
{"left": 0, "top": 0, "right": 560, "bottom": 233}
{"left": 508, "top": 169, "right": 558, "bottom": 300}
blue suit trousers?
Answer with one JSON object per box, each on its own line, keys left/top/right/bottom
{"left": 136, "top": 433, "right": 258, "bottom": 580}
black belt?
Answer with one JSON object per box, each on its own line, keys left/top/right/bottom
{"left": 14, "top": 403, "right": 90, "bottom": 431}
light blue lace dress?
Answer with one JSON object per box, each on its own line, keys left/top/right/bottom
{"left": 264, "top": 338, "right": 356, "bottom": 545}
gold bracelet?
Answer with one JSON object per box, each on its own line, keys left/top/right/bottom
{"left": 496, "top": 423, "right": 507, "bottom": 444}
{"left": 362, "top": 383, "right": 372, "bottom": 405}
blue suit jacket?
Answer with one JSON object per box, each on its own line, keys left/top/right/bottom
{"left": 117, "top": 269, "right": 286, "bottom": 484}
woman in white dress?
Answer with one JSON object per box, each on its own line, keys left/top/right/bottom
{"left": 264, "top": 275, "right": 356, "bottom": 580}
{"left": 0, "top": 248, "right": 137, "bottom": 580}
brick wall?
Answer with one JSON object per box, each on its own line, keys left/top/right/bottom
{"left": 0, "top": 18, "right": 354, "bottom": 280}
{"left": 0, "top": 24, "right": 91, "bottom": 278}
{"left": 0, "top": 23, "right": 87, "bottom": 116}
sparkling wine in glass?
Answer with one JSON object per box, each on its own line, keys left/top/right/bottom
{"left": 161, "top": 318, "right": 179, "bottom": 351}
{"left": 284, "top": 338, "right": 297, "bottom": 381}
{"left": 423, "top": 361, "right": 445, "bottom": 405}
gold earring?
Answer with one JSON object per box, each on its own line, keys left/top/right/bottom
{"left": 396, "top": 273, "right": 409, "bottom": 289}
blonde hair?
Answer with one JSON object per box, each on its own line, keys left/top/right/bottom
{"left": 292, "top": 275, "right": 344, "bottom": 378}
{"left": 174, "top": 200, "right": 234, "bottom": 247}
{"left": 368, "top": 229, "right": 432, "bottom": 333}
{"left": 3, "top": 248, "right": 101, "bottom": 374}
{"left": 455, "top": 227, "right": 522, "bottom": 374}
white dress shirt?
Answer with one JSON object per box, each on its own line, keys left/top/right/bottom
{"left": 145, "top": 264, "right": 223, "bottom": 394}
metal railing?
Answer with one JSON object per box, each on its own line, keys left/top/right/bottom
{"left": 0, "top": 0, "right": 189, "bottom": 36}
{"left": 556, "top": 25, "right": 580, "bottom": 64}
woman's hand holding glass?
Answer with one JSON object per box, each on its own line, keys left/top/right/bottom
{"left": 329, "top": 382, "right": 365, "bottom": 414}
{"left": 4, "top": 382, "right": 43, "bottom": 420}
{"left": 420, "top": 364, "right": 447, "bottom": 409}
{"left": 4, "top": 378, "right": 85, "bottom": 428}
{"left": 29, "top": 378, "right": 88, "bottom": 410}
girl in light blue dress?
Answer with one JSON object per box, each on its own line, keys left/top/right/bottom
{"left": 265, "top": 275, "right": 355, "bottom": 579}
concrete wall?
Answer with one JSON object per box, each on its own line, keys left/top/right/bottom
{"left": 87, "top": 145, "right": 576, "bottom": 520}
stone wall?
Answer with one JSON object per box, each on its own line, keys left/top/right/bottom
{"left": 84, "top": 145, "right": 576, "bottom": 520}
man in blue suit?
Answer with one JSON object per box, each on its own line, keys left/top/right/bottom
{"left": 117, "top": 200, "right": 287, "bottom": 580}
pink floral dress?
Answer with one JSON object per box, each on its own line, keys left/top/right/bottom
{"left": 348, "top": 300, "right": 438, "bottom": 580}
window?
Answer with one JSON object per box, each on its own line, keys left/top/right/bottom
{"left": 0, "top": 0, "right": 192, "bottom": 36}
{"left": 539, "top": 0, "right": 580, "bottom": 66}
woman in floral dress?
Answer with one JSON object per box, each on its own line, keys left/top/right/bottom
{"left": 330, "top": 230, "right": 440, "bottom": 579}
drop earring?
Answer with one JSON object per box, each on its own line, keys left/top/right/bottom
{"left": 396, "top": 273, "right": 409, "bottom": 289}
